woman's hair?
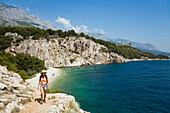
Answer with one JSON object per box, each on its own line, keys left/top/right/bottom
{"left": 39, "top": 73, "right": 47, "bottom": 82}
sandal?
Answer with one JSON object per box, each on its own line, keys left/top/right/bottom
{"left": 40, "top": 101, "right": 43, "bottom": 104}
{"left": 43, "top": 100, "right": 46, "bottom": 103}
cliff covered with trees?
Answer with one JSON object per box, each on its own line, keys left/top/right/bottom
{"left": 0, "top": 27, "right": 168, "bottom": 60}
{"left": 0, "top": 27, "right": 169, "bottom": 74}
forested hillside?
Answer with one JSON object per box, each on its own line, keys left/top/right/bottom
{"left": 0, "top": 27, "right": 168, "bottom": 59}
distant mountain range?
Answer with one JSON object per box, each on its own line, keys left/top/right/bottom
{"left": 111, "top": 38, "right": 159, "bottom": 51}
{"left": 87, "top": 32, "right": 170, "bottom": 57}
{"left": 0, "top": 2, "right": 59, "bottom": 29}
{"left": 87, "top": 32, "right": 112, "bottom": 42}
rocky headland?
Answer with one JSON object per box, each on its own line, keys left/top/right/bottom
{"left": 0, "top": 65, "right": 89, "bottom": 113}
{"left": 5, "top": 32, "right": 126, "bottom": 68}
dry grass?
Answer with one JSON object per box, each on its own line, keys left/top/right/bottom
{"left": 11, "top": 107, "right": 20, "bottom": 113}
{"left": 18, "top": 98, "right": 31, "bottom": 105}
{"left": 0, "top": 106, "right": 5, "bottom": 111}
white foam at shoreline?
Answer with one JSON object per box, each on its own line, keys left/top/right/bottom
{"left": 26, "top": 67, "right": 61, "bottom": 88}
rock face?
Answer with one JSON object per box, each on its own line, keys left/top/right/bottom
{"left": 0, "top": 2, "right": 59, "bottom": 30}
{"left": 46, "top": 93, "right": 87, "bottom": 113}
{"left": 6, "top": 35, "right": 126, "bottom": 68}
{"left": 0, "top": 65, "right": 89, "bottom": 113}
{"left": 0, "top": 65, "right": 32, "bottom": 113}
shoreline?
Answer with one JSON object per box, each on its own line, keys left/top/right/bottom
{"left": 26, "top": 58, "right": 169, "bottom": 87}
{"left": 125, "top": 58, "right": 170, "bottom": 62}
{"left": 26, "top": 67, "right": 62, "bottom": 88}
{"left": 53, "top": 58, "right": 170, "bottom": 68}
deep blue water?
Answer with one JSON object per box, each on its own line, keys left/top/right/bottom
{"left": 50, "top": 60, "right": 170, "bottom": 113}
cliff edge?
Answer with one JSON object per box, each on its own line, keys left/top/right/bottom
{"left": 5, "top": 33, "right": 125, "bottom": 68}
{"left": 0, "top": 65, "right": 89, "bottom": 113}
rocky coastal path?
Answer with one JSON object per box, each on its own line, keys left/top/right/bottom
{"left": 20, "top": 87, "right": 89, "bottom": 113}
{"left": 20, "top": 88, "right": 54, "bottom": 113}
{"left": 0, "top": 65, "right": 89, "bottom": 113}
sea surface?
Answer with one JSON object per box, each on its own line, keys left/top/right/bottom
{"left": 50, "top": 60, "right": 170, "bottom": 113}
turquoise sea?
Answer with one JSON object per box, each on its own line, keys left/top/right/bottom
{"left": 50, "top": 60, "right": 170, "bottom": 113}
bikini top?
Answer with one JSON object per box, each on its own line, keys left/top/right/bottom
{"left": 41, "top": 77, "right": 46, "bottom": 82}
{"left": 39, "top": 75, "right": 48, "bottom": 83}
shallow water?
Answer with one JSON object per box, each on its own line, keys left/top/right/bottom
{"left": 50, "top": 60, "right": 170, "bottom": 113}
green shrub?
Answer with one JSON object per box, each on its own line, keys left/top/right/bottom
{"left": 70, "top": 58, "right": 76, "bottom": 64}
{"left": 19, "top": 70, "right": 30, "bottom": 80}
{"left": 0, "top": 35, "right": 13, "bottom": 51}
{"left": 19, "top": 98, "right": 31, "bottom": 105}
{"left": 0, "top": 52, "right": 46, "bottom": 80}
{"left": 7, "top": 63, "right": 18, "bottom": 72}
{"left": 26, "top": 70, "right": 37, "bottom": 77}
{"left": 100, "top": 48, "right": 109, "bottom": 53}
{"left": 0, "top": 106, "right": 5, "bottom": 110}
{"left": 51, "top": 96, "right": 56, "bottom": 99}
{"left": 46, "top": 89, "right": 62, "bottom": 93}
{"left": 15, "top": 37, "right": 23, "bottom": 42}
{"left": 32, "top": 36, "right": 39, "bottom": 40}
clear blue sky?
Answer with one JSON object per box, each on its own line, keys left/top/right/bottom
{"left": 2, "top": 0, "right": 170, "bottom": 52}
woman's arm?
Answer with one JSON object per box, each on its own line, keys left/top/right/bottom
{"left": 38, "top": 77, "right": 40, "bottom": 89}
{"left": 47, "top": 77, "right": 49, "bottom": 89}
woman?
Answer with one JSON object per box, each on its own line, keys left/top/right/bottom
{"left": 37, "top": 70, "right": 49, "bottom": 104}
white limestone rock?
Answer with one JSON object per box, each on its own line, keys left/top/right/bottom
{"left": 0, "top": 102, "right": 4, "bottom": 107}
{"left": 4, "top": 101, "right": 17, "bottom": 113}
{"left": 47, "top": 93, "right": 89, "bottom": 113}
{"left": 6, "top": 37, "right": 126, "bottom": 68}
{"left": 0, "top": 65, "right": 10, "bottom": 76}
{"left": 2, "top": 94, "right": 16, "bottom": 101}
{"left": 0, "top": 83, "right": 7, "bottom": 90}
{"left": 0, "top": 98, "right": 8, "bottom": 102}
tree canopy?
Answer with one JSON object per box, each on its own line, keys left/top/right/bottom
{"left": 0, "top": 51, "right": 46, "bottom": 80}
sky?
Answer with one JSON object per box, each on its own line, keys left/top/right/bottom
{"left": 2, "top": 0, "right": 170, "bottom": 52}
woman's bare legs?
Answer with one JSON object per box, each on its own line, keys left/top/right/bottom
{"left": 40, "top": 88, "right": 43, "bottom": 104}
{"left": 44, "top": 90, "right": 46, "bottom": 103}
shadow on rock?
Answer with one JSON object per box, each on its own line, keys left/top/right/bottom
{"left": 35, "top": 98, "right": 42, "bottom": 104}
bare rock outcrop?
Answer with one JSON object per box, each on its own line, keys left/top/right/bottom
{"left": 0, "top": 65, "right": 32, "bottom": 113}
{"left": 0, "top": 65, "right": 89, "bottom": 113}
{"left": 6, "top": 36, "right": 125, "bottom": 67}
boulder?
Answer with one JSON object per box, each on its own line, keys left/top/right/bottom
{"left": 0, "top": 65, "right": 10, "bottom": 76}
{"left": 16, "top": 94, "right": 32, "bottom": 98}
{"left": 0, "top": 82, "right": 7, "bottom": 90}
{"left": 11, "top": 83, "right": 26, "bottom": 90}
{"left": 0, "top": 98, "right": 8, "bottom": 102}
{"left": 2, "top": 94, "right": 16, "bottom": 101}
{"left": 0, "top": 102, "right": 4, "bottom": 107}
{"left": 5, "top": 101, "right": 17, "bottom": 113}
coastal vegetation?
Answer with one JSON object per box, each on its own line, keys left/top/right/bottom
{"left": 0, "top": 26, "right": 168, "bottom": 59}
{"left": 46, "top": 89, "right": 62, "bottom": 93}
{"left": 70, "top": 58, "right": 76, "bottom": 63}
{"left": 0, "top": 51, "right": 46, "bottom": 80}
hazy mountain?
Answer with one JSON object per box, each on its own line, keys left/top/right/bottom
{"left": 88, "top": 32, "right": 170, "bottom": 56}
{"left": 88, "top": 32, "right": 159, "bottom": 51}
{"left": 0, "top": 2, "right": 59, "bottom": 29}
{"left": 139, "top": 49, "right": 170, "bottom": 57}
{"left": 112, "top": 38, "right": 170, "bottom": 56}
{"left": 111, "top": 38, "right": 159, "bottom": 51}
{"left": 87, "top": 32, "right": 112, "bottom": 42}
